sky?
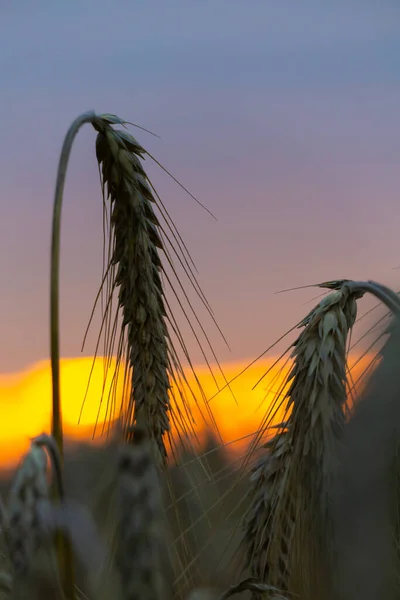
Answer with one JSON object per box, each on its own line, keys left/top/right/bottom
{"left": 0, "top": 354, "right": 372, "bottom": 468}
{"left": 0, "top": 1, "right": 399, "bottom": 462}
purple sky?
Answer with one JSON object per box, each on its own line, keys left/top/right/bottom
{"left": 1, "top": 1, "right": 400, "bottom": 373}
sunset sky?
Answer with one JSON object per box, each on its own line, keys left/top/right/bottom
{"left": 1, "top": 2, "right": 399, "bottom": 465}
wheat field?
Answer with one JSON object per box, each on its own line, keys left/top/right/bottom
{"left": 0, "top": 111, "right": 398, "bottom": 600}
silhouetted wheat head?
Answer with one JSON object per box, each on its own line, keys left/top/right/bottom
{"left": 50, "top": 111, "right": 231, "bottom": 471}
{"left": 92, "top": 116, "right": 237, "bottom": 467}
{"left": 242, "top": 280, "right": 400, "bottom": 600}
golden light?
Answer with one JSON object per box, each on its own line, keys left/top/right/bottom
{"left": 0, "top": 354, "right": 372, "bottom": 469}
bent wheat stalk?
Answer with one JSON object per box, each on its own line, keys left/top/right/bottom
{"left": 50, "top": 114, "right": 101, "bottom": 595}
{"left": 51, "top": 111, "right": 97, "bottom": 459}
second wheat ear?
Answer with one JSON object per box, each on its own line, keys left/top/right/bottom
{"left": 242, "top": 280, "right": 400, "bottom": 600}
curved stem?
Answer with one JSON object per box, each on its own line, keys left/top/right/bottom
{"left": 50, "top": 111, "right": 97, "bottom": 600}
{"left": 346, "top": 281, "right": 400, "bottom": 317}
{"left": 51, "top": 111, "right": 96, "bottom": 459}
{"left": 320, "top": 280, "right": 400, "bottom": 317}
{"left": 366, "top": 280, "right": 400, "bottom": 311}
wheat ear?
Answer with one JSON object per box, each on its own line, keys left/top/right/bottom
{"left": 244, "top": 287, "right": 359, "bottom": 597}
{"left": 242, "top": 279, "right": 400, "bottom": 598}
{"left": 283, "top": 288, "right": 359, "bottom": 517}
{"left": 50, "top": 110, "right": 169, "bottom": 461}
{"left": 116, "top": 427, "right": 167, "bottom": 600}
{"left": 4, "top": 436, "right": 75, "bottom": 598}
{"left": 94, "top": 122, "right": 172, "bottom": 464}
{"left": 94, "top": 119, "right": 226, "bottom": 466}
{"left": 52, "top": 111, "right": 227, "bottom": 469}
{"left": 6, "top": 442, "right": 49, "bottom": 575}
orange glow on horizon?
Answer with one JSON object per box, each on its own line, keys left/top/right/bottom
{"left": 0, "top": 355, "right": 373, "bottom": 469}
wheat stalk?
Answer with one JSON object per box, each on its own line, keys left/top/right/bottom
{"left": 50, "top": 111, "right": 98, "bottom": 459}
{"left": 34, "top": 434, "right": 76, "bottom": 599}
